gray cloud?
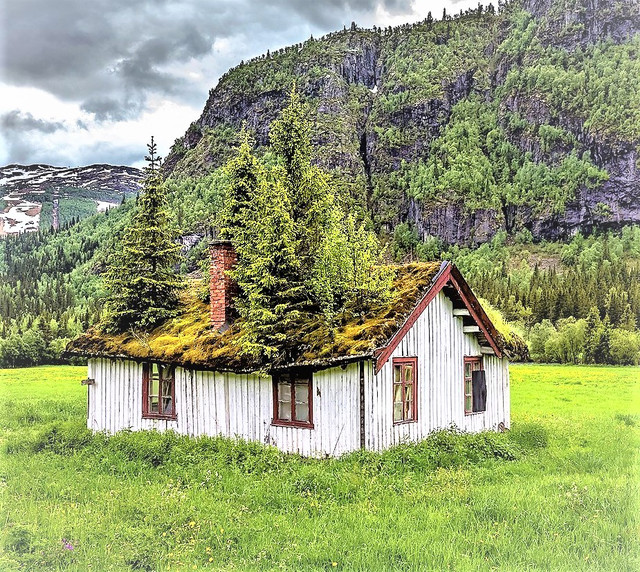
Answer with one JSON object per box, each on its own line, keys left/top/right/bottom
{"left": 3, "top": 0, "right": 474, "bottom": 165}
{"left": 80, "top": 96, "right": 145, "bottom": 122}
{"left": 4, "top": 0, "right": 221, "bottom": 120}
{"left": 4, "top": 0, "right": 416, "bottom": 120}
{"left": 1, "top": 111, "right": 66, "bottom": 134}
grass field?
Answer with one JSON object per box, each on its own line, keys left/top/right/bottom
{"left": 1, "top": 364, "right": 638, "bottom": 571}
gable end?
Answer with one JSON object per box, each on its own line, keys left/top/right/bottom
{"left": 374, "top": 262, "right": 503, "bottom": 373}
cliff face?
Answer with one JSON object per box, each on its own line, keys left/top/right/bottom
{"left": 166, "top": 0, "right": 640, "bottom": 245}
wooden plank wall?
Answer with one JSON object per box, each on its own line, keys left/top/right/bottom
{"left": 86, "top": 358, "right": 360, "bottom": 457}
{"left": 366, "top": 290, "right": 510, "bottom": 451}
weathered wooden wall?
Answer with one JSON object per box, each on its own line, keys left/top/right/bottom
{"left": 86, "top": 359, "right": 360, "bottom": 457}
{"left": 365, "top": 290, "right": 510, "bottom": 451}
{"left": 86, "top": 290, "right": 510, "bottom": 457}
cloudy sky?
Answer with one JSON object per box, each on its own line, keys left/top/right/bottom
{"left": 1, "top": 0, "right": 481, "bottom": 168}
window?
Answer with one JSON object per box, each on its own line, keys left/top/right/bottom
{"left": 272, "top": 370, "right": 313, "bottom": 428}
{"left": 464, "top": 357, "right": 486, "bottom": 414}
{"left": 393, "top": 357, "right": 417, "bottom": 423}
{"left": 142, "top": 363, "right": 176, "bottom": 419}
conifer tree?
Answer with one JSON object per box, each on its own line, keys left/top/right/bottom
{"left": 102, "top": 137, "right": 183, "bottom": 332}
{"left": 583, "top": 306, "right": 603, "bottom": 363}
{"left": 221, "top": 88, "right": 392, "bottom": 358}
{"left": 219, "top": 127, "right": 262, "bottom": 245}
{"left": 232, "top": 177, "right": 303, "bottom": 359}
{"left": 269, "top": 85, "right": 332, "bottom": 274}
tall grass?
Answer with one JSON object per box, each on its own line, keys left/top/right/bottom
{"left": 0, "top": 364, "right": 638, "bottom": 571}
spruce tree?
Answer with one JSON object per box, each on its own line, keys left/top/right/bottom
{"left": 583, "top": 306, "right": 602, "bottom": 363}
{"left": 222, "top": 89, "right": 391, "bottom": 359}
{"left": 219, "top": 127, "right": 262, "bottom": 245}
{"left": 232, "top": 177, "right": 303, "bottom": 359}
{"left": 103, "top": 137, "right": 183, "bottom": 332}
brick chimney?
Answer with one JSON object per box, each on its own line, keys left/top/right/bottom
{"left": 210, "top": 240, "right": 237, "bottom": 331}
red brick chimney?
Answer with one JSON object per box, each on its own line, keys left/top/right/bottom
{"left": 210, "top": 240, "right": 237, "bottom": 331}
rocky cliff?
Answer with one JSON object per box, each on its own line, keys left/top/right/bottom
{"left": 165, "top": 0, "right": 640, "bottom": 245}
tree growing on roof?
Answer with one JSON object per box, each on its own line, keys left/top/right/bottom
{"left": 102, "top": 137, "right": 183, "bottom": 333}
{"left": 221, "top": 87, "right": 392, "bottom": 359}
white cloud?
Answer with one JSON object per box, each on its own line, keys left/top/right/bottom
{"left": 2, "top": 0, "right": 490, "bottom": 166}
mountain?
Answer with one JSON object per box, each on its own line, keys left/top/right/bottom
{"left": 165, "top": 0, "right": 640, "bottom": 245}
{"left": 0, "top": 164, "right": 143, "bottom": 235}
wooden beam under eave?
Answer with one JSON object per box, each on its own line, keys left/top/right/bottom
{"left": 480, "top": 347, "right": 496, "bottom": 355}
{"left": 453, "top": 308, "right": 471, "bottom": 317}
{"left": 463, "top": 325, "right": 480, "bottom": 333}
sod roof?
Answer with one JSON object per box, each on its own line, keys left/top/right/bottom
{"left": 67, "top": 262, "right": 525, "bottom": 372}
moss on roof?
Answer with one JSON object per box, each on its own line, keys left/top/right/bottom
{"left": 67, "top": 261, "right": 527, "bottom": 370}
{"left": 67, "top": 262, "right": 444, "bottom": 371}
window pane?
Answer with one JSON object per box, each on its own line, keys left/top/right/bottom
{"left": 394, "top": 383, "right": 403, "bottom": 403}
{"left": 295, "top": 383, "right": 309, "bottom": 404}
{"left": 404, "top": 365, "right": 413, "bottom": 382}
{"left": 152, "top": 363, "right": 160, "bottom": 379}
{"left": 294, "top": 382, "right": 309, "bottom": 422}
{"left": 295, "top": 402, "right": 309, "bottom": 422}
{"left": 150, "top": 395, "right": 159, "bottom": 413}
{"left": 405, "top": 399, "right": 414, "bottom": 420}
{"left": 394, "top": 365, "right": 402, "bottom": 383}
{"left": 278, "top": 382, "right": 292, "bottom": 421}
{"left": 295, "top": 382, "right": 309, "bottom": 421}
{"left": 405, "top": 384, "right": 413, "bottom": 402}
{"left": 393, "top": 402, "right": 403, "bottom": 422}
{"left": 465, "top": 363, "right": 471, "bottom": 378}
{"left": 465, "top": 379, "right": 472, "bottom": 396}
{"left": 162, "top": 396, "right": 173, "bottom": 415}
{"left": 465, "top": 395, "right": 472, "bottom": 412}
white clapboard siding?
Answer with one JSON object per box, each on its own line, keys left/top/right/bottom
{"left": 86, "top": 358, "right": 360, "bottom": 457}
{"left": 367, "top": 290, "right": 510, "bottom": 451}
{"left": 85, "top": 289, "right": 509, "bottom": 457}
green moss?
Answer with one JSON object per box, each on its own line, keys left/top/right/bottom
{"left": 68, "top": 263, "right": 444, "bottom": 371}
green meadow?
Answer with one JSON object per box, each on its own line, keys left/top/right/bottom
{"left": 1, "top": 364, "right": 638, "bottom": 571}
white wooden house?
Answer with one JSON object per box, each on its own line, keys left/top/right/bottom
{"left": 68, "top": 243, "right": 515, "bottom": 457}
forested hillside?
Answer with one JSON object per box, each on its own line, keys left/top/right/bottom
{"left": 166, "top": 0, "right": 640, "bottom": 244}
{"left": 0, "top": 0, "right": 638, "bottom": 367}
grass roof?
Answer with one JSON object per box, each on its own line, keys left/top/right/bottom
{"left": 67, "top": 261, "right": 526, "bottom": 371}
{"left": 67, "top": 262, "right": 444, "bottom": 372}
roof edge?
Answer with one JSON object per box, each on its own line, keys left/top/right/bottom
{"left": 374, "top": 261, "right": 452, "bottom": 373}
{"left": 65, "top": 348, "right": 373, "bottom": 375}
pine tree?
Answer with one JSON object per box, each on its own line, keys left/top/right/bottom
{"left": 221, "top": 89, "right": 391, "bottom": 358}
{"left": 269, "top": 85, "right": 331, "bottom": 273}
{"left": 232, "top": 177, "right": 303, "bottom": 360}
{"left": 583, "top": 306, "right": 602, "bottom": 363}
{"left": 219, "top": 127, "right": 262, "bottom": 247}
{"left": 102, "top": 137, "right": 183, "bottom": 332}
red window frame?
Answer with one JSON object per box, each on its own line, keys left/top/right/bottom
{"left": 142, "top": 363, "right": 177, "bottom": 420}
{"left": 392, "top": 357, "right": 418, "bottom": 424}
{"left": 272, "top": 370, "right": 314, "bottom": 428}
{"left": 464, "top": 356, "right": 483, "bottom": 415}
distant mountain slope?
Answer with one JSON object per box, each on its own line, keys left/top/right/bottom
{"left": 0, "top": 164, "right": 142, "bottom": 195}
{"left": 165, "top": 0, "right": 640, "bottom": 244}
{"left": 0, "top": 164, "right": 143, "bottom": 234}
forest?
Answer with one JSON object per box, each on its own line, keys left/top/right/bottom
{"left": 0, "top": 155, "right": 637, "bottom": 368}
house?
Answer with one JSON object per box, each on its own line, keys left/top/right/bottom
{"left": 67, "top": 241, "right": 523, "bottom": 457}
